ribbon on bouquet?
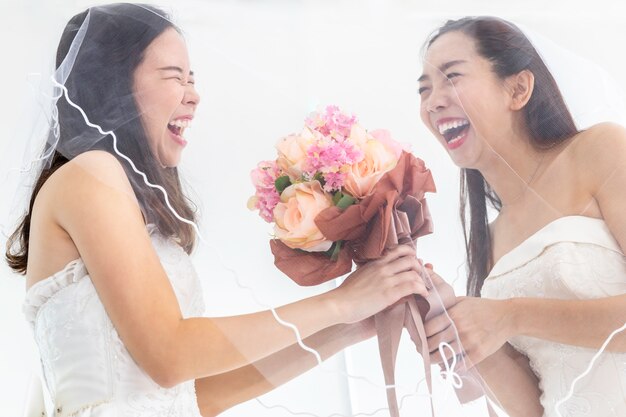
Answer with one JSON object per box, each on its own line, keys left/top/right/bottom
{"left": 270, "top": 152, "right": 490, "bottom": 415}
{"left": 370, "top": 207, "right": 488, "bottom": 417}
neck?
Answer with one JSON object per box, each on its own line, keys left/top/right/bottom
{"left": 475, "top": 132, "right": 546, "bottom": 207}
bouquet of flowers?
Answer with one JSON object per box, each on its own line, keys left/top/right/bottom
{"left": 248, "top": 105, "right": 436, "bottom": 283}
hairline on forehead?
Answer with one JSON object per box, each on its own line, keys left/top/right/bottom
{"left": 419, "top": 30, "right": 504, "bottom": 84}
{"left": 418, "top": 31, "right": 481, "bottom": 79}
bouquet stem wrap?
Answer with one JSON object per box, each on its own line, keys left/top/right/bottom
{"left": 374, "top": 209, "right": 435, "bottom": 417}
{"left": 365, "top": 206, "right": 491, "bottom": 416}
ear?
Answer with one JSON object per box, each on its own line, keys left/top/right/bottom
{"left": 507, "top": 70, "right": 535, "bottom": 111}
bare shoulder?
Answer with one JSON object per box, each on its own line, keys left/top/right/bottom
{"left": 569, "top": 122, "right": 626, "bottom": 163}
{"left": 573, "top": 124, "right": 626, "bottom": 252}
{"left": 41, "top": 150, "right": 146, "bottom": 252}
{"left": 565, "top": 123, "right": 626, "bottom": 192}
{"left": 46, "top": 150, "right": 134, "bottom": 199}
{"left": 43, "top": 150, "right": 142, "bottom": 221}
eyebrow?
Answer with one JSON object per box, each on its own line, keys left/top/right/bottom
{"left": 418, "top": 59, "right": 466, "bottom": 82}
{"left": 158, "top": 66, "right": 195, "bottom": 76}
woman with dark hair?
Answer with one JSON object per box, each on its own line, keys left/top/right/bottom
{"left": 419, "top": 16, "right": 626, "bottom": 416}
{"left": 6, "top": 4, "right": 429, "bottom": 416}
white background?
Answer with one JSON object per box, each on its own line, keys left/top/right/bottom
{"left": 1, "top": 0, "right": 625, "bottom": 416}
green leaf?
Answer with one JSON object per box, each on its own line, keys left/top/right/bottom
{"left": 314, "top": 172, "right": 326, "bottom": 187}
{"left": 336, "top": 194, "right": 356, "bottom": 210}
{"left": 329, "top": 241, "right": 343, "bottom": 261}
{"left": 275, "top": 176, "right": 292, "bottom": 193}
{"left": 332, "top": 191, "right": 343, "bottom": 206}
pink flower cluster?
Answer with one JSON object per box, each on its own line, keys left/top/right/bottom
{"left": 249, "top": 160, "right": 281, "bottom": 222}
{"left": 305, "top": 105, "right": 357, "bottom": 140}
{"left": 300, "top": 106, "right": 363, "bottom": 192}
{"left": 304, "top": 136, "right": 364, "bottom": 192}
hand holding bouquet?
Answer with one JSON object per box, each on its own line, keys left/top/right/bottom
{"left": 249, "top": 106, "right": 471, "bottom": 416}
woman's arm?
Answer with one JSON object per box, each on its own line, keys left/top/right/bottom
{"left": 48, "top": 151, "right": 427, "bottom": 388}
{"left": 475, "top": 343, "right": 543, "bottom": 417}
{"left": 506, "top": 296, "right": 626, "bottom": 351}
{"left": 195, "top": 320, "right": 373, "bottom": 416}
{"left": 428, "top": 294, "right": 626, "bottom": 372}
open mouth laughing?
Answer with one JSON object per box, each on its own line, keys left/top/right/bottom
{"left": 167, "top": 117, "right": 192, "bottom": 146}
{"left": 436, "top": 118, "right": 470, "bottom": 150}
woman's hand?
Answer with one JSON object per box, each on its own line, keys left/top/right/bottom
{"left": 329, "top": 245, "right": 429, "bottom": 324}
{"left": 424, "top": 268, "right": 516, "bottom": 369}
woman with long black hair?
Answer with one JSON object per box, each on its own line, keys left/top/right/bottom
{"left": 420, "top": 17, "right": 626, "bottom": 417}
{"left": 6, "top": 4, "right": 428, "bottom": 416}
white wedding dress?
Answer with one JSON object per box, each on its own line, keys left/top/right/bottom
{"left": 481, "top": 216, "right": 626, "bottom": 417}
{"left": 23, "top": 225, "right": 205, "bottom": 417}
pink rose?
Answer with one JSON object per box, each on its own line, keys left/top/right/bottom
{"left": 273, "top": 181, "right": 333, "bottom": 252}
{"left": 250, "top": 160, "right": 281, "bottom": 190}
{"left": 343, "top": 134, "right": 400, "bottom": 198}
{"left": 369, "top": 129, "right": 407, "bottom": 159}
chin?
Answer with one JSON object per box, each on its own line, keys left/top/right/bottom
{"left": 157, "top": 153, "right": 182, "bottom": 169}
{"left": 448, "top": 151, "right": 479, "bottom": 171}
{"left": 163, "top": 159, "right": 181, "bottom": 168}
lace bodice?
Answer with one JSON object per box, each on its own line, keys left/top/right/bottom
{"left": 481, "top": 216, "right": 626, "bottom": 417}
{"left": 23, "top": 225, "right": 205, "bottom": 417}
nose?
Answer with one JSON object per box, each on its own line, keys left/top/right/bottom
{"left": 425, "top": 84, "right": 450, "bottom": 113}
{"left": 183, "top": 83, "right": 200, "bottom": 107}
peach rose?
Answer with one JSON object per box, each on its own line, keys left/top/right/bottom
{"left": 273, "top": 181, "right": 333, "bottom": 252}
{"left": 275, "top": 128, "right": 317, "bottom": 181}
{"left": 346, "top": 123, "right": 369, "bottom": 149}
{"left": 343, "top": 133, "right": 399, "bottom": 198}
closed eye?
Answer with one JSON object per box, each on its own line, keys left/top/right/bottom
{"left": 167, "top": 76, "right": 195, "bottom": 86}
{"left": 445, "top": 72, "right": 461, "bottom": 80}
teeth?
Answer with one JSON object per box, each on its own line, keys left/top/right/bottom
{"left": 168, "top": 119, "right": 191, "bottom": 128}
{"left": 437, "top": 119, "right": 469, "bottom": 135}
{"left": 449, "top": 134, "right": 464, "bottom": 145}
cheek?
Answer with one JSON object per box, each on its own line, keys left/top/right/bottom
{"left": 419, "top": 108, "right": 441, "bottom": 142}
{"left": 419, "top": 102, "right": 433, "bottom": 130}
{"left": 458, "top": 81, "right": 501, "bottom": 114}
{"left": 135, "top": 91, "right": 162, "bottom": 124}
{"left": 135, "top": 84, "right": 181, "bottom": 119}
{"left": 133, "top": 90, "right": 150, "bottom": 118}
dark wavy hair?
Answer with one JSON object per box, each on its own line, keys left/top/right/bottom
{"left": 6, "top": 3, "right": 197, "bottom": 274}
{"left": 425, "top": 17, "right": 578, "bottom": 296}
